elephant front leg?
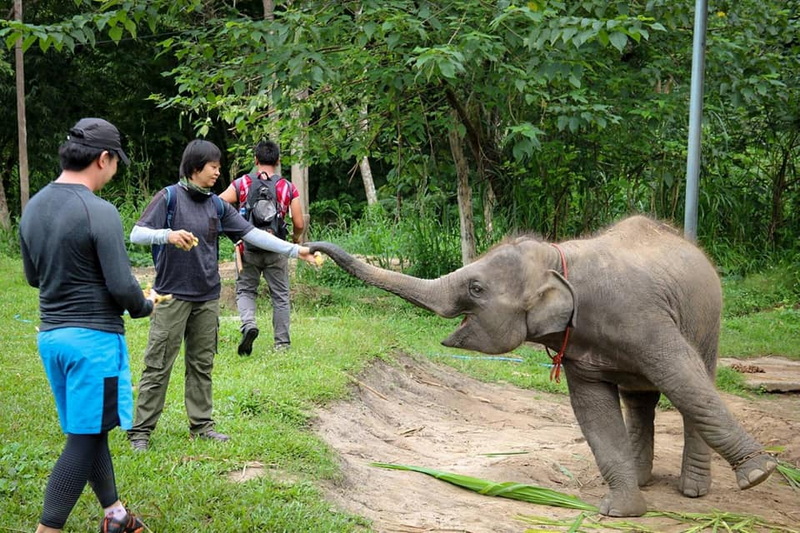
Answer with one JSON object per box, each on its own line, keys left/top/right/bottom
{"left": 678, "top": 418, "right": 712, "bottom": 497}
{"left": 565, "top": 367, "right": 647, "bottom": 517}
{"left": 620, "top": 390, "right": 660, "bottom": 487}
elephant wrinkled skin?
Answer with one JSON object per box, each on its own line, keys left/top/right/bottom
{"left": 307, "top": 215, "right": 776, "bottom": 517}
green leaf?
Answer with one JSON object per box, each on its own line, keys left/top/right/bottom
{"left": 609, "top": 31, "right": 627, "bottom": 52}
{"left": 371, "top": 463, "right": 597, "bottom": 511}
{"left": 22, "top": 35, "right": 37, "bottom": 53}
{"left": 5, "top": 31, "right": 21, "bottom": 50}
{"left": 108, "top": 25, "right": 123, "bottom": 42}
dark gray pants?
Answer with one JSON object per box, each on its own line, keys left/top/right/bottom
{"left": 236, "top": 248, "right": 291, "bottom": 347}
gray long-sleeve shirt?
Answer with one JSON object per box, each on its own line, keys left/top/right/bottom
{"left": 20, "top": 182, "right": 153, "bottom": 333}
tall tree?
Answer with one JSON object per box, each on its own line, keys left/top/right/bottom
{"left": 13, "top": 0, "right": 28, "bottom": 220}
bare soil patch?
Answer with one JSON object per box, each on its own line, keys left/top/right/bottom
{"left": 313, "top": 353, "right": 800, "bottom": 533}
{"left": 720, "top": 357, "right": 800, "bottom": 393}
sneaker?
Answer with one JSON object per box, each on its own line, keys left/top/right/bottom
{"left": 237, "top": 327, "right": 259, "bottom": 356}
{"left": 273, "top": 343, "right": 290, "bottom": 352}
{"left": 99, "top": 512, "right": 146, "bottom": 533}
{"left": 130, "top": 439, "right": 148, "bottom": 452}
{"left": 191, "top": 430, "right": 230, "bottom": 442}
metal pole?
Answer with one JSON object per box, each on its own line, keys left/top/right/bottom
{"left": 683, "top": 0, "right": 709, "bottom": 241}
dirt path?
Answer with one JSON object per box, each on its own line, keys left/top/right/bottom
{"left": 313, "top": 353, "right": 800, "bottom": 533}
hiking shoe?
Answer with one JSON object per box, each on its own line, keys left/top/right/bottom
{"left": 191, "top": 430, "right": 230, "bottom": 442}
{"left": 99, "top": 512, "right": 146, "bottom": 533}
{"left": 237, "top": 327, "right": 259, "bottom": 356}
{"left": 130, "top": 439, "right": 149, "bottom": 452}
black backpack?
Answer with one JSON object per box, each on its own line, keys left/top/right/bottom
{"left": 243, "top": 172, "right": 288, "bottom": 240}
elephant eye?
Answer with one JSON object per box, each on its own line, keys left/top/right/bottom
{"left": 469, "top": 280, "right": 484, "bottom": 298}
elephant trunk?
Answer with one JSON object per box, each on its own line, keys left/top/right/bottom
{"left": 308, "top": 241, "right": 462, "bottom": 318}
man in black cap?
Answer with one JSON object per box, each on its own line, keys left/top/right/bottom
{"left": 20, "top": 118, "right": 159, "bottom": 533}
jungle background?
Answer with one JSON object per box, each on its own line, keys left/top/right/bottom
{"left": 0, "top": 0, "right": 798, "bottom": 277}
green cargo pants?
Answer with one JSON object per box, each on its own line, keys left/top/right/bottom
{"left": 128, "top": 298, "right": 219, "bottom": 441}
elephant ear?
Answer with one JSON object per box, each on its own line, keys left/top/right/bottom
{"left": 526, "top": 270, "right": 577, "bottom": 338}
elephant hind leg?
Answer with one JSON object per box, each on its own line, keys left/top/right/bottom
{"left": 678, "top": 419, "right": 712, "bottom": 497}
{"left": 620, "top": 390, "right": 659, "bottom": 487}
{"left": 734, "top": 452, "right": 777, "bottom": 490}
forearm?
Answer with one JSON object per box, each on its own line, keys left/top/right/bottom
{"left": 243, "top": 228, "right": 300, "bottom": 257}
{"left": 292, "top": 226, "right": 304, "bottom": 243}
{"left": 130, "top": 224, "right": 171, "bottom": 246}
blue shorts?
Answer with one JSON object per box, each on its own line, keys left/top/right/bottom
{"left": 38, "top": 328, "right": 134, "bottom": 434}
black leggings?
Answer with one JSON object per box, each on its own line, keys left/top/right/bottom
{"left": 39, "top": 432, "right": 118, "bottom": 528}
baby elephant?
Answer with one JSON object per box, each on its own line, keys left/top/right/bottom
{"left": 308, "top": 216, "right": 777, "bottom": 516}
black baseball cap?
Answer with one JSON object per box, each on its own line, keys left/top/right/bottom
{"left": 67, "top": 118, "right": 130, "bottom": 165}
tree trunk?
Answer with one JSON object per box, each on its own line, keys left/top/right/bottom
{"left": 262, "top": 0, "right": 274, "bottom": 20}
{"left": 359, "top": 105, "right": 378, "bottom": 205}
{"left": 0, "top": 172, "right": 10, "bottom": 232}
{"left": 483, "top": 181, "right": 496, "bottom": 242}
{"left": 448, "top": 113, "right": 476, "bottom": 265}
{"left": 359, "top": 156, "right": 378, "bottom": 206}
{"left": 768, "top": 142, "right": 792, "bottom": 245}
{"left": 13, "top": 0, "right": 28, "bottom": 223}
{"left": 291, "top": 88, "right": 310, "bottom": 242}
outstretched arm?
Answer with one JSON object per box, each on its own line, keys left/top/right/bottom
{"left": 242, "top": 228, "right": 316, "bottom": 264}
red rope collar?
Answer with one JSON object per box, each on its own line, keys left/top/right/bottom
{"left": 546, "top": 243, "right": 571, "bottom": 383}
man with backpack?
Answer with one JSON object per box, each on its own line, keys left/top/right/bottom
{"left": 219, "top": 140, "right": 306, "bottom": 355}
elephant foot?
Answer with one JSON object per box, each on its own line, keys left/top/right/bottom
{"left": 734, "top": 452, "right": 777, "bottom": 490}
{"left": 598, "top": 489, "right": 647, "bottom": 517}
{"left": 678, "top": 473, "right": 710, "bottom": 498}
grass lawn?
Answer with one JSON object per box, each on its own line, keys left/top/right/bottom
{"left": 0, "top": 255, "right": 796, "bottom": 531}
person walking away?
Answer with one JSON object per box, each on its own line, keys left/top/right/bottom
{"left": 219, "top": 139, "right": 305, "bottom": 355}
{"left": 20, "top": 118, "right": 161, "bottom": 533}
{"left": 127, "top": 139, "right": 316, "bottom": 451}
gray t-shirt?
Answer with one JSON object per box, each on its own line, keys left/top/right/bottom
{"left": 136, "top": 186, "right": 253, "bottom": 301}
{"left": 20, "top": 182, "right": 153, "bottom": 333}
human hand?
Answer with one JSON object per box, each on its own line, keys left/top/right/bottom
{"left": 168, "top": 230, "right": 199, "bottom": 251}
{"left": 144, "top": 285, "right": 173, "bottom": 306}
{"left": 297, "top": 247, "right": 319, "bottom": 266}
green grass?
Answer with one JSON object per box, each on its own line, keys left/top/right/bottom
{"left": 0, "top": 253, "right": 795, "bottom": 531}
{"left": 718, "top": 264, "right": 800, "bottom": 360}
{"left": 720, "top": 307, "right": 800, "bottom": 359}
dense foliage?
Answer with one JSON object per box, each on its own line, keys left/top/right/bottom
{"left": 1, "top": 0, "right": 798, "bottom": 275}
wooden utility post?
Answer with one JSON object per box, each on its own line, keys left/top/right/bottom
{"left": 15, "top": 0, "right": 30, "bottom": 214}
